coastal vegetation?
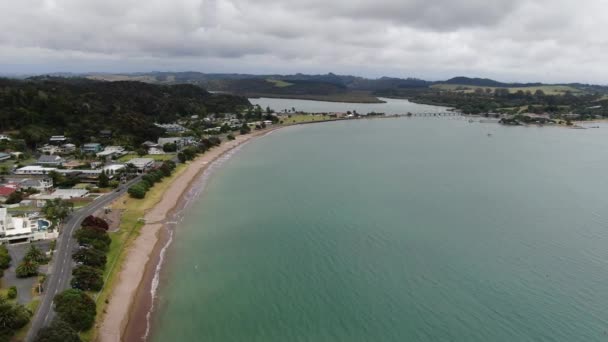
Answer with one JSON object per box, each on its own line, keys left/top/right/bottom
{"left": 128, "top": 160, "right": 177, "bottom": 199}
{"left": 35, "top": 318, "right": 82, "bottom": 342}
{"left": 53, "top": 289, "right": 96, "bottom": 331}
{"left": 0, "top": 294, "right": 32, "bottom": 340}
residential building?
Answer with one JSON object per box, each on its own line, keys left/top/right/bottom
{"left": 96, "top": 146, "right": 126, "bottom": 158}
{"left": 0, "top": 135, "right": 11, "bottom": 141}
{"left": 0, "top": 153, "right": 10, "bottom": 161}
{"left": 142, "top": 141, "right": 160, "bottom": 149}
{"left": 17, "top": 177, "right": 53, "bottom": 192}
{"left": 0, "top": 186, "right": 17, "bottom": 202}
{"left": 82, "top": 143, "right": 103, "bottom": 153}
{"left": 148, "top": 147, "right": 165, "bottom": 155}
{"left": 62, "top": 143, "right": 77, "bottom": 152}
{"left": 15, "top": 166, "right": 58, "bottom": 175}
{"left": 126, "top": 158, "right": 155, "bottom": 173}
{"left": 38, "top": 144, "right": 64, "bottom": 155}
{"left": 155, "top": 123, "right": 186, "bottom": 133}
{"left": 37, "top": 155, "right": 65, "bottom": 166}
{"left": 0, "top": 208, "right": 38, "bottom": 242}
{"left": 49, "top": 135, "right": 67, "bottom": 145}
{"left": 102, "top": 164, "right": 125, "bottom": 177}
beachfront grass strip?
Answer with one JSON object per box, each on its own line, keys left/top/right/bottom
{"left": 80, "top": 163, "right": 187, "bottom": 342}
{"left": 281, "top": 114, "right": 335, "bottom": 124}
{"left": 117, "top": 153, "right": 175, "bottom": 163}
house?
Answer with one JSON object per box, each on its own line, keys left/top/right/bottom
{"left": 49, "top": 135, "right": 67, "bottom": 145}
{"left": 148, "top": 147, "right": 165, "bottom": 155}
{"left": 62, "top": 160, "right": 86, "bottom": 169}
{"left": 37, "top": 155, "right": 65, "bottom": 166}
{"left": 82, "top": 143, "right": 103, "bottom": 153}
{"left": 0, "top": 153, "right": 10, "bottom": 161}
{"left": 38, "top": 144, "right": 64, "bottom": 155}
{"left": 15, "top": 166, "right": 58, "bottom": 175}
{"left": 96, "top": 146, "right": 126, "bottom": 158}
{"left": 155, "top": 123, "right": 186, "bottom": 133}
{"left": 0, "top": 186, "right": 17, "bottom": 202}
{"left": 0, "top": 135, "right": 10, "bottom": 141}
{"left": 17, "top": 177, "right": 53, "bottom": 192}
{"left": 157, "top": 137, "right": 181, "bottom": 146}
{"left": 102, "top": 164, "right": 125, "bottom": 177}
{"left": 62, "top": 143, "right": 77, "bottom": 152}
{"left": 126, "top": 158, "right": 155, "bottom": 173}
{"left": 0, "top": 208, "right": 38, "bottom": 242}
{"left": 142, "top": 141, "right": 160, "bottom": 149}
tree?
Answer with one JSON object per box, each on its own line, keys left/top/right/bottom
{"left": 53, "top": 289, "right": 96, "bottom": 331}
{"left": 35, "top": 318, "right": 82, "bottom": 342}
{"left": 5, "top": 191, "right": 24, "bottom": 205}
{"left": 163, "top": 142, "right": 177, "bottom": 152}
{"left": 240, "top": 123, "right": 251, "bottom": 135}
{"left": 136, "top": 148, "right": 147, "bottom": 157}
{"left": 128, "top": 184, "right": 147, "bottom": 199}
{"left": 0, "top": 295, "right": 31, "bottom": 338}
{"left": 70, "top": 265, "right": 103, "bottom": 291}
{"left": 16, "top": 260, "right": 38, "bottom": 278}
{"left": 25, "top": 245, "right": 47, "bottom": 264}
{"left": 0, "top": 245, "right": 11, "bottom": 269}
{"left": 177, "top": 152, "right": 186, "bottom": 163}
{"left": 72, "top": 248, "right": 107, "bottom": 269}
{"left": 227, "top": 134, "right": 235, "bottom": 141}
{"left": 7, "top": 286, "right": 17, "bottom": 300}
{"left": 74, "top": 227, "right": 111, "bottom": 252}
{"left": 98, "top": 170, "right": 109, "bottom": 188}
{"left": 81, "top": 215, "right": 109, "bottom": 230}
{"left": 43, "top": 199, "right": 74, "bottom": 223}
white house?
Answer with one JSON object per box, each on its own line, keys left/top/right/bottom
{"left": 37, "top": 155, "right": 65, "bottom": 166}
{"left": 15, "top": 166, "right": 58, "bottom": 175}
{"left": 0, "top": 134, "right": 11, "bottom": 141}
{"left": 96, "top": 146, "right": 126, "bottom": 158}
{"left": 0, "top": 208, "right": 36, "bottom": 240}
{"left": 126, "top": 158, "right": 155, "bottom": 173}
{"left": 148, "top": 147, "right": 165, "bottom": 155}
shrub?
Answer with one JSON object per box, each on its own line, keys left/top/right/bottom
{"left": 16, "top": 260, "right": 38, "bottom": 278}
{"left": 7, "top": 286, "right": 17, "bottom": 300}
{"left": 53, "top": 289, "right": 96, "bottom": 331}
{"left": 70, "top": 265, "right": 103, "bottom": 291}
{"left": 128, "top": 185, "right": 146, "bottom": 199}
{"left": 227, "top": 134, "right": 235, "bottom": 140}
{"left": 34, "top": 318, "right": 82, "bottom": 342}
{"left": 0, "top": 245, "right": 11, "bottom": 269}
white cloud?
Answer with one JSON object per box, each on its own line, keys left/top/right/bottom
{"left": 0, "top": 0, "right": 607, "bottom": 83}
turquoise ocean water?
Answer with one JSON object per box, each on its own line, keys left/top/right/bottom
{"left": 152, "top": 117, "right": 608, "bottom": 341}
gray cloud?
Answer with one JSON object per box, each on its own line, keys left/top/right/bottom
{"left": 0, "top": 0, "right": 607, "bottom": 83}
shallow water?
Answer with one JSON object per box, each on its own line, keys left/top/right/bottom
{"left": 152, "top": 118, "right": 608, "bottom": 341}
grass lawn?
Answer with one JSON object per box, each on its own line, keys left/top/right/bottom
{"left": 281, "top": 114, "right": 336, "bottom": 124}
{"left": 0, "top": 158, "right": 35, "bottom": 172}
{"left": 80, "top": 164, "right": 187, "bottom": 342}
{"left": 117, "top": 154, "right": 175, "bottom": 163}
{"left": 266, "top": 79, "right": 293, "bottom": 88}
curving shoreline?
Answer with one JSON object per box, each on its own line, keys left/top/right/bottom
{"left": 97, "top": 127, "right": 282, "bottom": 342}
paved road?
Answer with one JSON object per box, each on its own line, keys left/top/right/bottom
{"left": 26, "top": 177, "right": 141, "bottom": 341}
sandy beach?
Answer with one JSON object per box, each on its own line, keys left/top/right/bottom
{"left": 98, "top": 128, "right": 279, "bottom": 342}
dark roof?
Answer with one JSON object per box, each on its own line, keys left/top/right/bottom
{"left": 37, "top": 155, "right": 64, "bottom": 163}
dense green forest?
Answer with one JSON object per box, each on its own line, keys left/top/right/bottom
{"left": 0, "top": 77, "right": 250, "bottom": 147}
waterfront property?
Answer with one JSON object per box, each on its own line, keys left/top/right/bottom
{"left": 0, "top": 208, "right": 56, "bottom": 243}
{"left": 126, "top": 158, "right": 155, "bottom": 173}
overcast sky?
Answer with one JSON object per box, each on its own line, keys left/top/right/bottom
{"left": 0, "top": 0, "right": 606, "bottom": 83}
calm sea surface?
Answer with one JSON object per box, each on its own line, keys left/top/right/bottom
{"left": 249, "top": 97, "right": 451, "bottom": 114}
{"left": 151, "top": 116, "right": 608, "bottom": 341}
